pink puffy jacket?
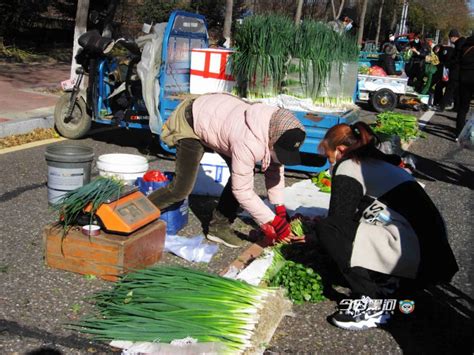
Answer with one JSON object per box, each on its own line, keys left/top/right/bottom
{"left": 192, "top": 94, "right": 285, "bottom": 225}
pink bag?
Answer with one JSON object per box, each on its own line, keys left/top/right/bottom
{"left": 369, "top": 65, "right": 388, "bottom": 77}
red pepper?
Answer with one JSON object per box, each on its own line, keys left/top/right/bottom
{"left": 320, "top": 178, "right": 331, "bottom": 187}
{"left": 143, "top": 170, "right": 168, "bottom": 182}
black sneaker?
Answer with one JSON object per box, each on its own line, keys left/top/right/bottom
{"left": 329, "top": 296, "right": 391, "bottom": 331}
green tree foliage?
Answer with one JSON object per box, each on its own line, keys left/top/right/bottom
{"left": 136, "top": 0, "right": 192, "bottom": 24}
{"left": 0, "top": 0, "right": 49, "bottom": 38}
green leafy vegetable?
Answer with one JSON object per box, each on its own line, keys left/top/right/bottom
{"left": 269, "top": 261, "right": 325, "bottom": 304}
{"left": 372, "top": 111, "right": 424, "bottom": 142}
{"left": 311, "top": 170, "right": 332, "bottom": 193}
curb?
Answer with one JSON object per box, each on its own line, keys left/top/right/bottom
{"left": 0, "top": 115, "right": 54, "bottom": 138}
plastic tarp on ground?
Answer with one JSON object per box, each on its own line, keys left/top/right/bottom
{"left": 136, "top": 23, "right": 167, "bottom": 135}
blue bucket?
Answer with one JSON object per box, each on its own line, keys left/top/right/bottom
{"left": 135, "top": 173, "right": 189, "bottom": 235}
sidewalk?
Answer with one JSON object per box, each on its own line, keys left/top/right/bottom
{"left": 0, "top": 61, "right": 70, "bottom": 137}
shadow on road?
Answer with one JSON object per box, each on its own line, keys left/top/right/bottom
{"left": 421, "top": 120, "right": 457, "bottom": 142}
{"left": 384, "top": 284, "right": 474, "bottom": 354}
{"left": 410, "top": 152, "right": 474, "bottom": 190}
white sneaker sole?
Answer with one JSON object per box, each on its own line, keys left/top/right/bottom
{"left": 206, "top": 234, "right": 242, "bottom": 248}
{"left": 331, "top": 314, "right": 390, "bottom": 331}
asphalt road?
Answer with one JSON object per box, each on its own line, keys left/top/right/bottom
{"left": 0, "top": 109, "right": 472, "bottom": 354}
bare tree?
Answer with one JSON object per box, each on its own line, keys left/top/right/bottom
{"left": 357, "top": 0, "right": 369, "bottom": 45}
{"left": 295, "top": 0, "right": 304, "bottom": 24}
{"left": 71, "top": 0, "right": 89, "bottom": 82}
{"left": 223, "top": 0, "right": 233, "bottom": 48}
{"left": 330, "top": 0, "right": 346, "bottom": 21}
{"left": 374, "top": 0, "right": 385, "bottom": 47}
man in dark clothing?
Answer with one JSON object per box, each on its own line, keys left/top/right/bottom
{"left": 456, "top": 35, "right": 474, "bottom": 136}
{"left": 436, "top": 29, "right": 466, "bottom": 112}
{"left": 379, "top": 43, "right": 402, "bottom": 76}
{"left": 432, "top": 45, "right": 454, "bottom": 108}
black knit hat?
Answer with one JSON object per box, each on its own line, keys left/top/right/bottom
{"left": 448, "top": 29, "right": 460, "bottom": 38}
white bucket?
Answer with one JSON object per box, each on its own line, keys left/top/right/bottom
{"left": 97, "top": 153, "right": 149, "bottom": 184}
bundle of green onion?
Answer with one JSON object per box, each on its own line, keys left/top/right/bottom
{"left": 73, "top": 266, "right": 277, "bottom": 353}
{"left": 51, "top": 177, "right": 124, "bottom": 234}
{"left": 232, "top": 15, "right": 295, "bottom": 98}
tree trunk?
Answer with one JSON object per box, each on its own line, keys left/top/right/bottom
{"left": 390, "top": 2, "right": 398, "bottom": 32}
{"left": 330, "top": 0, "right": 345, "bottom": 21}
{"left": 295, "top": 0, "right": 304, "bottom": 24}
{"left": 375, "top": 0, "right": 385, "bottom": 47}
{"left": 357, "top": 0, "right": 369, "bottom": 45}
{"left": 102, "top": 0, "right": 119, "bottom": 38}
{"left": 223, "top": 0, "right": 233, "bottom": 48}
{"left": 71, "top": 0, "right": 90, "bottom": 82}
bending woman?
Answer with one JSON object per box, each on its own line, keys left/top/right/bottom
{"left": 313, "top": 122, "right": 458, "bottom": 330}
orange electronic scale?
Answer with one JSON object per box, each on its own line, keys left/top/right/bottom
{"left": 85, "top": 186, "right": 161, "bottom": 235}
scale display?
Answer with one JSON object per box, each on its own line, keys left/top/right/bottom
{"left": 94, "top": 191, "right": 161, "bottom": 234}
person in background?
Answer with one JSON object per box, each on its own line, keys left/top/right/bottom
{"left": 432, "top": 43, "right": 455, "bottom": 109}
{"left": 379, "top": 43, "right": 403, "bottom": 76}
{"left": 455, "top": 33, "right": 474, "bottom": 136}
{"left": 406, "top": 33, "right": 430, "bottom": 92}
{"left": 148, "top": 93, "right": 306, "bottom": 248}
{"left": 328, "top": 9, "right": 357, "bottom": 36}
{"left": 436, "top": 29, "right": 466, "bottom": 112}
{"left": 309, "top": 122, "right": 458, "bottom": 330}
{"left": 380, "top": 32, "right": 396, "bottom": 53}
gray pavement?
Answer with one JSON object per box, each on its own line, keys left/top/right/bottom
{"left": 0, "top": 62, "right": 69, "bottom": 138}
{"left": 0, "top": 110, "right": 473, "bottom": 354}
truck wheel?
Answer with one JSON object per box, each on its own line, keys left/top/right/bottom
{"left": 54, "top": 93, "right": 91, "bottom": 139}
{"left": 371, "top": 89, "right": 397, "bottom": 112}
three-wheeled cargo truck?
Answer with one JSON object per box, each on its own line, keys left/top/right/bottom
{"left": 55, "top": 10, "right": 359, "bottom": 174}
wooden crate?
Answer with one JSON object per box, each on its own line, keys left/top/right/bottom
{"left": 43, "top": 220, "right": 166, "bottom": 281}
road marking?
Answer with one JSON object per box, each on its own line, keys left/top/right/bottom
{"left": 403, "top": 110, "right": 435, "bottom": 150}
{"left": 417, "top": 110, "right": 435, "bottom": 129}
{"left": 0, "top": 137, "right": 67, "bottom": 155}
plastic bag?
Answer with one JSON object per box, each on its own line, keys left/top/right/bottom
{"left": 164, "top": 234, "right": 219, "bottom": 263}
{"left": 369, "top": 65, "right": 388, "bottom": 77}
{"left": 457, "top": 118, "right": 474, "bottom": 150}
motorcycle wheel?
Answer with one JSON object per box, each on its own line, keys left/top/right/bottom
{"left": 371, "top": 88, "right": 397, "bottom": 113}
{"left": 54, "top": 93, "right": 91, "bottom": 139}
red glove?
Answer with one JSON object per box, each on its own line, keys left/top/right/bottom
{"left": 261, "top": 215, "right": 291, "bottom": 243}
{"left": 275, "top": 205, "right": 290, "bottom": 222}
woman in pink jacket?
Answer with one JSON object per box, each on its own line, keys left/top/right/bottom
{"left": 148, "top": 93, "right": 306, "bottom": 248}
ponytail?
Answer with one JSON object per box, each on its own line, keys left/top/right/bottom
{"left": 319, "top": 122, "right": 379, "bottom": 162}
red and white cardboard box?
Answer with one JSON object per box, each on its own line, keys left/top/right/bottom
{"left": 190, "top": 48, "right": 236, "bottom": 94}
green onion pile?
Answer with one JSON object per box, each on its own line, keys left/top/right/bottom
{"left": 232, "top": 15, "right": 359, "bottom": 107}
{"left": 73, "top": 266, "right": 277, "bottom": 353}
{"left": 372, "top": 111, "right": 424, "bottom": 142}
{"left": 232, "top": 15, "right": 294, "bottom": 98}
{"left": 51, "top": 177, "right": 124, "bottom": 234}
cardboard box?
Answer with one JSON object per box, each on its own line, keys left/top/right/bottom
{"left": 190, "top": 48, "right": 236, "bottom": 94}
{"left": 43, "top": 220, "right": 166, "bottom": 281}
{"left": 192, "top": 152, "right": 230, "bottom": 196}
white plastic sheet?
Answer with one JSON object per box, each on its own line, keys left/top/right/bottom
{"left": 136, "top": 23, "right": 167, "bottom": 134}
{"left": 164, "top": 234, "right": 219, "bottom": 263}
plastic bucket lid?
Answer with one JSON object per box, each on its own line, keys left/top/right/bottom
{"left": 45, "top": 144, "right": 94, "bottom": 163}
{"left": 97, "top": 153, "right": 148, "bottom": 173}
